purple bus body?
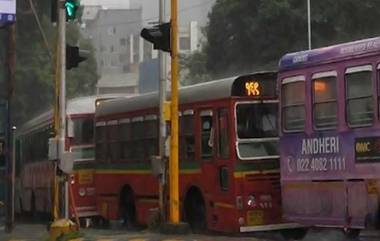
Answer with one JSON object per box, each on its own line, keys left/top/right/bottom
{"left": 279, "top": 37, "right": 380, "bottom": 229}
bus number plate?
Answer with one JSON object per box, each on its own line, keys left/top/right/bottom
{"left": 247, "top": 210, "right": 264, "bottom": 225}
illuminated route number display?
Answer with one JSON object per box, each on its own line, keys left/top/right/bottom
{"left": 231, "top": 74, "right": 277, "bottom": 98}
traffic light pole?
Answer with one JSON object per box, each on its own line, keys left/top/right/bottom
{"left": 53, "top": 0, "right": 67, "bottom": 220}
{"left": 169, "top": 0, "right": 180, "bottom": 224}
{"left": 158, "top": 0, "right": 168, "bottom": 222}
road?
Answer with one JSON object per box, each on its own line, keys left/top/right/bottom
{"left": 1, "top": 223, "right": 379, "bottom": 241}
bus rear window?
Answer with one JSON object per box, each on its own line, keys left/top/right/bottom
{"left": 281, "top": 77, "right": 305, "bottom": 131}
{"left": 345, "top": 65, "right": 373, "bottom": 127}
{"left": 312, "top": 72, "right": 337, "bottom": 129}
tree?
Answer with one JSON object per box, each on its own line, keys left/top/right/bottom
{"left": 9, "top": 0, "right": 98, "bottom": 125}
{"left": 184, "top": 0, "right": 380, "bottom": 83}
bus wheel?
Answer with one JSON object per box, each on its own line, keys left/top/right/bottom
{"left": 120, "top": 187, "right": 136, "bottom": 229}
{"left": 344, "top": 228, "right": 360, "bottom": 239}
{"left": 184, "top": 188, "right": 206, "bottom": 233}
{"left": 281, "top": 228, "right": 308, "bottom": 240}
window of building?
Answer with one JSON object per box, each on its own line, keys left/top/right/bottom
{"left": 282, "top": 76, "right": 306, "bottom": 131}
{"left": 179, "top": 36, "right": 190, "bottom": 51}
{"left": 312, "top": 71, "right": 337, "bottom": 129}
{"left": 180, "top": 111, "right": 195, "bottom": 162}
{"left": 110, "top": 45, "right": 114, "bottom": 53}
{"left": 218, "top": 108, "right": 230, "bottom": 159}
{"left": 346, "top": 65, "right": 373, "bottom": 127}
{"left": 200, "top": 110, "right": 213, "bottom": 160}
{"left": 120, "top": 38, "right": 127, "bottom": 46}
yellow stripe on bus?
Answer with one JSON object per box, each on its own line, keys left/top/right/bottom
{"left": 234, "top": 169, "right": 280, "bottom": 178}
{"left": 215, "top": 202, "right": 235, "bottom": 209}
{"left": 96, "top": 169, "right": 201, "bottom": 175}
{"left": 179, "top": 169, "right": 201, "bottom": 174}
{"left": 96, "top": 170, "right": 152, "bottom": 175}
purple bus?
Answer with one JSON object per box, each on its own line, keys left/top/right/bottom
{"left": 279, "top": 36, "right": 380, "bottom": 237}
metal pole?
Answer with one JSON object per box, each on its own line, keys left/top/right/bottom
{"left": 53, "top": 0, "right": 66, "bottom": 220}
{"left": 58, "top": 1, "right": 68, "bottom": 219}
{"left": 158, "top": 0, "right": 167, "bottom": 222}
{"left": 169, "top": 0, "right": 179, "bottom": 224}
{"left": 5, "top": 22, "right": 16, "bottom": 233}
{"left": 307, "top": 0, "right": 311, "bottom": 50}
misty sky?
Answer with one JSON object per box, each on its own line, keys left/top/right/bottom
{"left": 133, "top": 0, "right": 216, "bottom": 26}
{"left": 82, "top": 0, "right": 216, "bottom": 27}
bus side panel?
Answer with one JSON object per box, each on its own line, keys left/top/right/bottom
{"left": 282, "top": 181, "right": 346, "bottom": 226}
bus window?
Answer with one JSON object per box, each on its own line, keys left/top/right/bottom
{"left": 131, "top": 117, "right": 145, "bottom": 161}
{"left": 108, "top": 120, "right": 120, "bottom": 161}
{"left": 180, "top": 111, "right": 195, "bottom": 162}
{"left": 95, "top": 122, "right": 106, "bottom": 161}
{"left": 200, "top": 110, "right": 213, "bottom": 160}
{"left": 73, "top": 118, "right": 94, "bottom": 145}
{"left": 218, "top": 108, "right": 230, "bottom": 159}
{"left": 145, "top": 115, "right": 158, "bottom": 159}
{"left": 119, "top": 119, "right": 131, "bottom": 161}
{"left": 346, "top": 65, "right": 373, "bottom": 127}
{"left": 236, "top": 102, "right": 278, "bottom": 160}
{"left": 312, "top": 71, "right": 337, "bottom": 129}
{"left": 282, "top": 76, "right": 305, "bottom": 131}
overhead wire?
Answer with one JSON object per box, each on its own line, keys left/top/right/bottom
{"left": 28, "top": 0, "right": 53, "bottom": 62}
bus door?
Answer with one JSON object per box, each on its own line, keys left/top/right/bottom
{"left": 199, "top": 108, "right": 234, "bottom": 227}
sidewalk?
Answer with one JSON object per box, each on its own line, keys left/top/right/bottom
{"left": 0, "top": 224, "right": 48, "bottom": 241}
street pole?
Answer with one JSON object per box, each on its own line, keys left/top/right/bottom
{"left": 5, "top": 22, "right": 16, "bottom": 233}
{"left": 307, "top": 0, "right": 311, "bottom": 50}
{"left": 169, "top": 0, "right": 179, "bottom": 224}
{"left": 53, "top": 0, "right": 66, "bottom": 220}
{"left": 158, "top": 0, "right": 168, "bottom": 222}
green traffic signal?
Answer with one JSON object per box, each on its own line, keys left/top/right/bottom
{"left": 65, "top": 0, "right": 80, "bottom": 20}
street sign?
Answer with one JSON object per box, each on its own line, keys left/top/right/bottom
{"left": 0, "top": 0, "right": 16, "bottom": 24}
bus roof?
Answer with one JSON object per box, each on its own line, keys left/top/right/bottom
{"left": 18, "top": 94, "right": 126, "bottom": 135}
{"left": 96, "top": 71, "right": 277, "bottom": 117}
{"left": 279, "top": 36, "right": 380, "bottom": 71}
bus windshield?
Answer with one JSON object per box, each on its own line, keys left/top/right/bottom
{"left": 236, "top": 102, "right": 279, "bottom": 160}
{"left": 72, "top": 118, "right": 94, "bottom": 145}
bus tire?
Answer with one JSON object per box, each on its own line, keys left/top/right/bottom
{"left": 184, "top": 187, "right": 206, "bottom": 233}
{"left": 120, "top": 186, "right": 136, "bottom": 229}
{"left": 281, "top": 228, "right": 308, "bottom": 240}
{"left": 344, "top": 228, "right": 360, "bottom": 239}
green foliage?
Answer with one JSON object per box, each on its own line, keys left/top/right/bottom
{"left": 10, "top": 0, "right": 98, "bottom": 125}
{"left": 184, "top": 0, "right": 380, "bottom": 84}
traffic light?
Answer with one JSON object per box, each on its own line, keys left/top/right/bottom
{"left": 66, "top": 44, "right": 86, "bottom": 70}
{"left": 140, "top": 22, "right": 171, "bottom": 53}
{"left": 64, "top": 0, "right": 80, "bottom": 20}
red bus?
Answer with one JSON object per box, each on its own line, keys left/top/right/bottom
{"left": 94, "top": 72, "right": 298, "bottom": 233}
{"left": 15, "top": 95, "right": 121, "bottom": 223}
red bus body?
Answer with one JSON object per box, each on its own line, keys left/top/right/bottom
{"left": 15, "top": 95, "right": 121, "bottom": 221}
{"left": 94, "top": 72, "right": 296, "bottom": 232}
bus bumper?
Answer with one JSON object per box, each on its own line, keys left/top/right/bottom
{"left": 240, "top": 223, "right": 305, "bottom": 232}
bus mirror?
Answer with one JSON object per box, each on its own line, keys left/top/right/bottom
{"left": 151, "top": 155, "right": 164, "bottom": 177}
{"left": 48, "top": 138, "right": 58, "bottom": 161}
{"left": 67, "top": 119, "right": 74, "bottom": 138}
{"left": 60, "top": 151, "right": 74, "bottom": 174}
